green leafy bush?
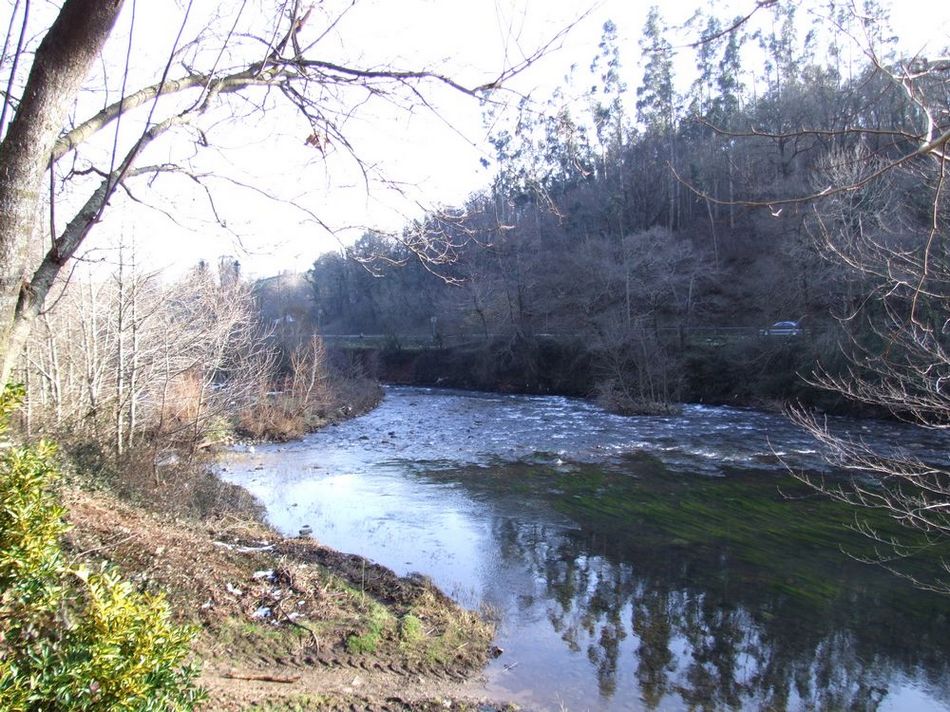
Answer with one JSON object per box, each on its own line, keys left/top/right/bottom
{"left": 0, "top": 385, "right": 204, "bottom": 710}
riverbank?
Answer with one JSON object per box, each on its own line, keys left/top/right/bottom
{"left": 62, "top": 485, "right": 509, "bottom": 711}
{"left": 357, "top": 335, "right": 878, "bottom": 417}
{"left": 49, "top": 380, "right": 518, "bottom": 711}
{"left": 55, "top": 381, "right": 948, "bottom": 710}
{"left": 234, "top": 374, "right": 384, "bottom": 443}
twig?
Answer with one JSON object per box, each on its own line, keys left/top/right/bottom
{"left": 271, "top": 593, "right": 321, "bottom": 651}
{"left": 212, "top": 540, "right": 274, "bottom": 553}
{"left": 76, "top": 533, "right": 136, "bottom": 557}
{"left": 285, "top": 616, "right": 321, "bottom": 652}
{"left": 223, "top": 670, "right": 301, "bottom": 684}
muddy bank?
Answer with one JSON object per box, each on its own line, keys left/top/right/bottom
{"left": 62, "top": 488, "right": 510, "bottom": 711}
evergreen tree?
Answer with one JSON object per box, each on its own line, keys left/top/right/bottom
{"left": 636, "top": 6, "right": 676, "bottom": 134}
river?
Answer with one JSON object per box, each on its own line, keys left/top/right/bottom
{"left": 220, "top": 386, "right": 950, "bottom": 712}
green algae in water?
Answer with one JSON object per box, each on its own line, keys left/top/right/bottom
{"left": 420, "top": 457, "right": 948, "bottom": 612}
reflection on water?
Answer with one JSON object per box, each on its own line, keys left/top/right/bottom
{"left": 478, "top": 513, "right": 949, "bottom": 712}
{"left": 221, "top": 387, "right": 950, "bottom": 711}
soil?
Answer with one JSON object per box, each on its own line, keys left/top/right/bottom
{"left": 62, "top": 488, "right": 515, "bottom": 712}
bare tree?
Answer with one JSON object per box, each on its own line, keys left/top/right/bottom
{"left": 0, "top": 0, "right": 577, "bottom": 382}
{"left": 788, "top": 143, "right": 950, "bottom": 593}
{"left": 19, "top": 249, "right": 267, "bottom": 461}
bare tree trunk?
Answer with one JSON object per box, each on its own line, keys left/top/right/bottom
{"left": 728, "top": 156, "right": 736, "bottom": 230}
{"left": 22, "top": 340, "right": 31, "bottom": 435}
{"left": 115, "top": 242, "right": 126, "bottom": 457}
{"left": 79, "top": 280, "right": 101, "bottom": 418}
{"left": 0, "top": 0, "right": 125, "bottom": 383}
{"left": 129, "top": 272, "right": 139, "bottom": 447}
{"left": 705, "top": 198, "right": 720, "bottom": 269}
{"left": 667, "top": 132, "right": 676, "bottom": 231}
{"left": 44, "top": 316, "right": 62, "bottom": 424}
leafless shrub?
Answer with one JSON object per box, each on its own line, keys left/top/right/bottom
{"left": 594, "top": 328, "right": 682, "bottom": 416}
{"left": 790, "top": 142, "right": 950, "bottom": 593}
{"left": 17, "top": 252, "right": 269, "bottom": 466}
{"left": 235, "top": 335, "right": 380, "bottom": 441}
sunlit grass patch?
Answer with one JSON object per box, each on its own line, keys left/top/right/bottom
{"left": 346, "top": 600, "right": 394, "bottom": 654}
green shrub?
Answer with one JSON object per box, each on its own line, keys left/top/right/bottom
{"left": 0, "top": 385, "right": 204, "bottom": 710}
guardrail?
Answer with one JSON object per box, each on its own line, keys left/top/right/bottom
{"left": 317, "top": 326, "right": 804, "bottom": 350}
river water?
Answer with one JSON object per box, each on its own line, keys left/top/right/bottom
{"left": 220, "top": 386, "right": 950, "bottom": 711}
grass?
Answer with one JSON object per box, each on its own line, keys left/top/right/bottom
{"left": 210, "top": 564, "right": 477, "bottom": 663}
{"left": 213, "top": 618, "right": 314, "bottom": 661}
{"left": 346, "top": 601, "right": 394, "bottom": 654}
{"left": 406, "top": 590, "right": 494, "bottom": 666}
{"left": 338, "top": 580, "right": 493, "bottom": 667}
{"left": 399, "top": 613, "right": 424, "bottom": 644}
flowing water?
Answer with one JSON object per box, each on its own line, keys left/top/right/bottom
{"left": 220, "top": 386, "right": 950, "bottom": 711}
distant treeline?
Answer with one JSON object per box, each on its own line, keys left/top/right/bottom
{"left": 291, "top": 5, "right": 941, "bottom": 412}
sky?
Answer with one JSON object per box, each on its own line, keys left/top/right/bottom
{"left": 7, "top": 0, "right": 950, "bottom": 280}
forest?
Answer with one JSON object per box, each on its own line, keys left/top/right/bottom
{"left": 305, "top": 3, "right": 947, "bottom": 414}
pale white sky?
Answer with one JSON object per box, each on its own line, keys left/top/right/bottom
{"left": 9, "top": 0, "right": 950, "bottom": 279}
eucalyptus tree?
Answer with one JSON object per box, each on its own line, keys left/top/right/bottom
{"left": 590, "top": 20, "right": 627, "bottom": 167}
{"left": 636, "top": 7, "right": 677, "bottom": 135}
{"left": 588, "top": 19, "right": 632, "bottom": 242}
{"left": 690, "top": 13, "right": 723, "bottom": 118}
{"left": 685, "top": 9, "right": 743, "bottom": 260}
{"left": 753, "top": 2, "right": 805, "bottom": 101}
{"left": 716, "top": 19, "right": 746, "bottom": 120}
{"left": 636, "top": 5, "right": 680, "bottom": 230}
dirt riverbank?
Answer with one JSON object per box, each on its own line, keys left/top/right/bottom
{"left": 63, "top": 487, "right": 515, "bottom": 711}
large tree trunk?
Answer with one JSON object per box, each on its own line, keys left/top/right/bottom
{"left": 0, "top": 0, "right": 125, "bottom": 384}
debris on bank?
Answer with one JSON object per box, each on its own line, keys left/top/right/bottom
{"left": 62, "top": 488, "right": 502, "bottom": 711}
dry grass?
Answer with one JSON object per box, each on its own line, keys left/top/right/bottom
{"left": 235, "top": 377, "right": 381, "bottom": 442}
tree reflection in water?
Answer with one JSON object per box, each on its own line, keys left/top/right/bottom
{"left": 484, "top": 498, "right": 949, "bottom": 711}
{"left": 632, "top": 589, "right": 673, "bottom": 709}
